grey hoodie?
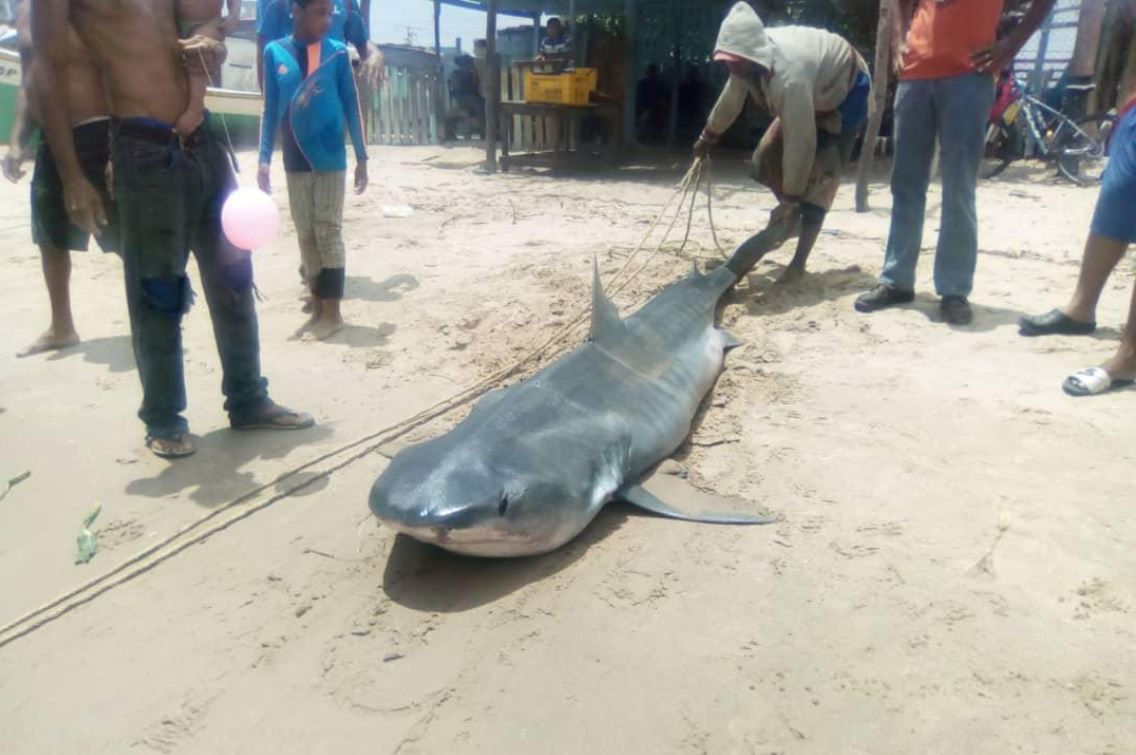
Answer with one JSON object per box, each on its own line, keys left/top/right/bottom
{"left": 705, "top": 2, "right": 868, "bottom": 199}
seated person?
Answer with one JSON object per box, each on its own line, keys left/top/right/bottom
{"left": 535, "top": 16, "right": 572, "bottom": 71}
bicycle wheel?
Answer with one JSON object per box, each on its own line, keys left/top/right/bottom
{"left": 982, "top": 120, "right": 1025, "bottom": 179}
{"left": 1057, "top": 113, "right": 1114, "bottom": 185}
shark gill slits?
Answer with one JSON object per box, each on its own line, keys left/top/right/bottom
{"left": 498, "top": 493, "right": 510, "bottom": 516}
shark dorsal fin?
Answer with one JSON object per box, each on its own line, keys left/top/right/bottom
{"left": 589, "top": 258, "right": 625, "bottom": 346}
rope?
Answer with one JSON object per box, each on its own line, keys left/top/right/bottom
{"left": 702, "top": 157, "right": 729, "bottom": 258}
{"left": 195, "top": 46, "right": 239, "bottom": 173}
{"left": 0, "top": 160, "right": 709, "bottom": 649}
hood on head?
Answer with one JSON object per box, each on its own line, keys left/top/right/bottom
{"left": 714, "top": 2, "right": 773, "bottom": 71}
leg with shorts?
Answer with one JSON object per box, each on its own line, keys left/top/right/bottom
{"left": 747, "top": 71, "right": 869, "bottom": 281}
{"left": 1054, "top": 107, "right": 1136, "bottom": 395}
{"left": 1020, "top": 106, "right": 1136, "bottom": 338}
{"left": 21, "top": 119, "right": 118, "bottom": 358}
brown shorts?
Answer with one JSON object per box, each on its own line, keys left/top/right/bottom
{"left": 751, "top": 118, "right": 859, "bottom": 211}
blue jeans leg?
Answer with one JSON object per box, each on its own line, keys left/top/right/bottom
{"left": 933, "top": 73, "right": 995, "bottom": 297}
{"left": 880, "top": 79, "right": 937, "bottom": 291}
{"left": 114, "top": 136, "right": 193, "bottom": 439}
{"left": 188, "top": 139, "right": 269, "bottom": 421}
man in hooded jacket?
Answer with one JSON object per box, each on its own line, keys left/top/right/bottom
{"left": 694, "top": 2, "right": 870, "bottom": 282}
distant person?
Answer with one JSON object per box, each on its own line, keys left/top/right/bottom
{"left": 259, "top": 0, "right": 369, "bottom": 342}
{"left": 854, "top": 0, "right": 1056, "bottom": 325}
{"left": 1018, "top": 96, "right": 1136, "bottom": 396}
{"left": 449, "top": 54, "right": 482, "bottom": 114}
{"left": 536, "top": 16, "right": 572, "bottom": 68}
{"left": 636, "top": 63, "right": 670, "bottom": 143}
{"left": 694, "top": 2, "right": 871, "bottom": 282}
{"left": 174, "top": 0, "right": 241, "bottom": 136}
{"left": 677, "top": 65, "right": 706, "bottom": 140}
{"left": 3, "top": 0, "right": 119, "bottom": 359}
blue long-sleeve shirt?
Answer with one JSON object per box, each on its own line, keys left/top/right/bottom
{"left": 259, "top": 37, "right": 367, "bottom": 172}
{"left": 257, "top": 0, "right": 369, "bottom": 51}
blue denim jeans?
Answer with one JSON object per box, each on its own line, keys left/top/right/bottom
{"left": 879, "top": 73, "right": 995, "bottom": 297}
{"left": 112, "top": 119, "right": 268, "bottom": 439}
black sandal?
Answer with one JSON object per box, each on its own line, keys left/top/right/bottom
{"left": 1019, "top": 309, "right": 1096, "bottom": 337}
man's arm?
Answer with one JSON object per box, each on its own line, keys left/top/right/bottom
{"left": 3, "top": 82, "right": 33, "bottom": 183}
{"left": 257, "top": 37, "right": 267, "bottom": 91}
{"left": 337, "top": 51, "right": 368, "bottom": 167}
{"left": 345, "top": 7, "right": 384, "bottom": 89}
{"left": 973, "top": 0, "right": 1057, "bottom": 74}
{"left": 696, "top": 75, "right": 748, "bottom": 153}
{"left": 256, "top": 44, "right": 280, "bottom": 192}
{"left": 31, "top": 0, "right": 106, "bottom": 233}
{"left": 888, "top": 0, "right": 918, "bottom": 74}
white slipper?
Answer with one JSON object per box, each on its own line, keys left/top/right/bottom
{"left": 1062, "top": 367, "right": 1135, "bottom": 397}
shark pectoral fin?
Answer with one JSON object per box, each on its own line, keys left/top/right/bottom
{"left": 619, "top": 484, "right": 776, "bottom": 525}
{"left": 589, "top": 257, "right": 627, "bottom": 346}
{"left": 721, "top": 329, "right": 742, "bottom": 350}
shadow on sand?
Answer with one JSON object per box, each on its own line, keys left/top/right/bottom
{"left": 381, "top": 505, "right": 633, "bottom": 612}
{"left": 126, "top": 423, "right": 335, "bottom": 507}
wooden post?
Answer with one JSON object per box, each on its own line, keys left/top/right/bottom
{"left": 666, "top": 0, "right": 680, "bottom": 147}
{"left": 1030, "top": 10, "right": 1054, "bottom": 93}
{"left": 434, "top": 0, "right": 445, "bottom": 144}
{"left": 568, "top": 0, "right": 577, "bottom": 64}
{"left": 623, "top": 0, "right": 637, "bottom": 146}
{"left": 486, "top": 0, "right": 500, "bottom": 172}
{"left": 855, "top": 0, "right": 891, "bottom": 213}
{"left": 531, "top": 12, "right": 541, "bottom": 57}
{"left": 1071, "top": 0, "right": 1107, "bottom": 85}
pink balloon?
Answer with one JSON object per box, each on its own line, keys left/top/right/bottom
{"left": 221, "top": 187, "right": 280, "bottom": 250}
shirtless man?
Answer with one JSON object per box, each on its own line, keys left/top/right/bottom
{"left": 33, "top": 0, "right": 313, "bottom": 459}
{"left": 173, "top": 0, "right": 240, "bottom": 136}
{"left": 3, "top": 0, "right": 118, "bottom": 358}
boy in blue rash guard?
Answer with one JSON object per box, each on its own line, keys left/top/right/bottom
{"left": 258, "top": 0, "right": 368, "bottom": 341}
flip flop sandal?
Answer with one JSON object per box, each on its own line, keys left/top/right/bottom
{"left": 1062, "top": 367, "right": 1136, "bottom": 397}
{"left": 231, "top": 402, "right": 315, "bottom": 431}
{"left": 146, "top": 433, "right": 197, "bottom": 459}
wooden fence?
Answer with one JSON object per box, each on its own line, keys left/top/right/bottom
{"left": 366, "top": 64, "right": 439, "bottom": 146}
{"left": 500, "top": 61, "right": 561, "bottom": 152}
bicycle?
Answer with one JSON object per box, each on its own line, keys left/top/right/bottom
{"left": 983, "top": 76, "right": 1114, "bottom": 185}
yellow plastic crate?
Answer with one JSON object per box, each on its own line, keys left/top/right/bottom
{"left": 523, "top": 68, "right": 598, "bottom": 105}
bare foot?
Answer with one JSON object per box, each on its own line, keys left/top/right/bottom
{"left": 303, "top": 317, "right": 345, "bottom": 342}
{"left": 775, "top": 265, "right": 805, "bottom": 285}
{"left": 290, "top": 313, "right": 322, "bottom": 340}
{"left": 17, "top": 328, "right": 80, "bottom": 358}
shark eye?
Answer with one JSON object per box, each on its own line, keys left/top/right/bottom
{"left": 498, "top": 493, "right": 510, "bottom": 516}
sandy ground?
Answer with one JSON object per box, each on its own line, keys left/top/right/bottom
{"left": 0, "top": 145, "right": 1133, "bottom": 754}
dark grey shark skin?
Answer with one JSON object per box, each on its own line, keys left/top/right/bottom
{"left": 370, "top": 238, "right": 781, "bottom": 557}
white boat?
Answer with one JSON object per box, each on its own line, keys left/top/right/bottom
{"left": 0, "top": 46, "right": 263, "bottom": 142}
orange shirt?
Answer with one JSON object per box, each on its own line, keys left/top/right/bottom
{"left": 901, "top": 0, "right": 1005, "bottom": 81}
